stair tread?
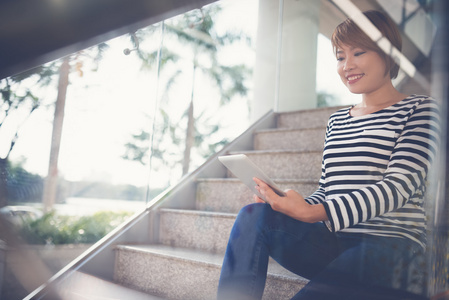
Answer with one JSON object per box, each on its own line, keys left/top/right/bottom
{"left": 159, "top": 207, "right": 237, "bottom": 218}
{"left": 256, "top": 126, "right": 326, "bottom": 133}
{"left": 230, "top": 149, "right": 322, "bottom": 154}
{"left": 58, "top": 271, "right": 164, "bottom": 300}
{"left": 116, "top": 244, "right": 308, "bottom": 283}
{"left": 196, "top": 177, "right": 316, "bottom": 184}
{"left": 277, "top": 105, "right": 345, "bottom": 114}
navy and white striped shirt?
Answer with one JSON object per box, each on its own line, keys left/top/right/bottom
{"left": 305, "top": 95, "right": 440, "bottom": 248}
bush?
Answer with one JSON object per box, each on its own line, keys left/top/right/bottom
{"left": 18, "top": 210, "right": 133, "bottom": 245}
{"left": 6, "top": 160, "right": 44, "bottom": 203}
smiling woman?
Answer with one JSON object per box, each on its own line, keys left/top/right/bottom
{"left": 217, "top": 9, "right": 440, "bottom": 300}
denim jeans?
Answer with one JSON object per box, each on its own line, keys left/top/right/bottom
{"left": 217, "top": 203, "right": 427, "bottom": 300}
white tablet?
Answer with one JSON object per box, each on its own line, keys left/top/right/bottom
{"left": 218, "top": 154, "right": 286, "bottom": 202}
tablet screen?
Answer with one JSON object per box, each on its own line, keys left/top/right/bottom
{"left": 218, "top": 154, "right": 286, "bottom": 202}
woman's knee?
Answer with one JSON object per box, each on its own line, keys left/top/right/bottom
{"left": 239, "top": 202, "right": 268, "bottom": 215}
{"left": 232, "top": 203, "right": 271, "bottom": 231}
{"left": 237, "top": 203, "right": 270, "bottom": 220}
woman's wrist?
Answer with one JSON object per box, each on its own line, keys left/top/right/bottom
{"left": 302, "top": 203, "right": 328, "bottom": 223}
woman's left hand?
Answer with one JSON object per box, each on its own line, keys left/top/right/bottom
{"left": 253, "top": 177, "right": 328, "bottom": 223}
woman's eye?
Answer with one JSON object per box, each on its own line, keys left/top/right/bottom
{"left": 337, "top": 57, "right": 344, "bottom": 61}
{"left": 355, "top": 51, "right": 366, "bottom": 56}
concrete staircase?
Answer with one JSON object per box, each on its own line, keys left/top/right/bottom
{"left": 109, "top": 106, "right": 340, "bottom": 300}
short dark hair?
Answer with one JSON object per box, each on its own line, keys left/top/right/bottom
{"left": 331, "top": 10, "right": 402, "bottom": 79}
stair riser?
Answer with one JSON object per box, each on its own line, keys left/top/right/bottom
{"left": 115, "top": 249, "right": 219, "bottom": 300}
{"left": 277, "top": 106, "right": 343, "bottom": 129}
{"left": 196, "top": 180, "right": 318, "bottom": 213}
{"left": 231, "top": 152, "right": 322, "bottom": 181}
{"left": 159, "top": 210, "right": 234, "bottom": 254}
{"left": 114, "top": 248, "right": 306, "bottom": 300}
{"left": 254, "top": 128, "right": 326, "bottom": 151}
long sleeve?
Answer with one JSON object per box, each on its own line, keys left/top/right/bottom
{"left": 305, "top": 121, "right": 332, "bottom": 205}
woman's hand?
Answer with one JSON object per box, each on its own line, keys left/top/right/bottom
{"left": 253, "top": 177, "right": 328, "bottom": 223}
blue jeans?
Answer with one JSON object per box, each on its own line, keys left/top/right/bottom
{"left": 217, "top": 203, "right": 427, "bottom": 300}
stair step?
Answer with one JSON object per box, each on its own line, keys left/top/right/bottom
{"left": 196, "top": 178, "right": 318, "bottom": 213}
{"left": 114, "top": 244, "right": 309, "bottom": 300}
{"left": 254, "top": 127, "right": 326, "bottom": 151}
{"left": 227, "top": 150, "right": 322, "bottom": 181}
{"left": 159, "top": 209, "right": 235, "bottom": 254}
{"left": 276, "top": 105, "right": 344, "bottom": 129}
{"left": 57, "top": 271, "right": 163, "bottom": 299}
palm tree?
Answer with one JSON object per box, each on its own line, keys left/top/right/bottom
{"left": 42, "top": 44, "right": 108, "bottom": 212}
{"left": 123, "top": 4, "right": 252, "bottom": 183}
{"left": 0, "top": 43, "right": 108, "bottom": 210}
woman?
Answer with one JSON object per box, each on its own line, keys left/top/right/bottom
{"left": 217, "top": 10, "right": 440, "bottom": 300}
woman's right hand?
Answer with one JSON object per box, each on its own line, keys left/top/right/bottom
{"left": 252, "top": 177, "right": 328, "bottom": 223}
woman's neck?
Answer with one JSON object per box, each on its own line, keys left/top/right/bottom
{"left": 350, "top": 84, "right": 408, "bottom": 117}
{"left": 360, "top": 83, "right": 406, "bottom": 108}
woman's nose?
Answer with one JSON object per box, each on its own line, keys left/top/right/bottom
{"left": 343, "top": 57, "right": 354, "bottom": 71}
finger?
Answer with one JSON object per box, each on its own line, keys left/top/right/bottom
{"left": 257, "top": 183, "right": 277, "bottom": 201}
{"left": 254, "top": 178, "right": 273, "bottom": 196}
{"left": 253, "top": 194, "right": 265, "bottom": 203}
{"left": 254, "top": 185, "right": 266, "bottom": 201}
{"left": 253, "top": 177, "right": 269, "bottom": 188}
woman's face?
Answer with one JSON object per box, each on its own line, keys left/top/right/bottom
{"left": 336, "top": 44, "right": 390, "bottom": 95}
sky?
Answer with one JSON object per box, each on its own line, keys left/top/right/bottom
{"left": 5, "top": 0, "right": 360, "bottom": 190}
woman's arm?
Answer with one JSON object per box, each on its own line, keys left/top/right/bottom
{"left": 253, "top": 98, "right": 440, "bottom": 228}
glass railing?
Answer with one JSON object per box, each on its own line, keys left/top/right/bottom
{"left": 0, "top": 1, "right": 259, "bottom": 298}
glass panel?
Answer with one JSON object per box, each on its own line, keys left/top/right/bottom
{"left": 0, "top": 0, "right": 258, "bottom": 298}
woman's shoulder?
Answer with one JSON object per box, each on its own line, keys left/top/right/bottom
{"left": 325, "top": 106, "right": 351, "bottom": 126}
{"left": 385, "top": 94, "right": 438, "bottom": 115}
{"left": 400, "top": 95, "right": 441, "bottom": 130}
{"left": 401, "top": 94, "right": 440, "bottom": 112}
{"left": 402, "top": 94, "right": 437, "bottom": 105}
{"left": 329, "top": 105, "right": 352, "bottom": 119}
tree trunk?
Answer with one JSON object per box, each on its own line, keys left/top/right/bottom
{"left": 182, "top": 99, "right": 195, "bottom": 176}
{"left": 182, "top": 64, "right": 197, "bottom": 176}
{"left": 0, "top": 158, "right": 8, "bottom": 208}
{"left": 42, "top": 57, "right": 70, "bottom": 212}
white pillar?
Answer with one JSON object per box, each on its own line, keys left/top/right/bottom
{"left": 278, "top": 0, "right": 320, "bottom": 112}
{"left": 251, "top": 0, "right": 279, "bottom": 121}
{"left": 251, "top": 0, "right": 320, "bottom": 121}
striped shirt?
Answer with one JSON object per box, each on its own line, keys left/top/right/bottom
{"left": 305, "top": 95, "right": 440, "bottom": 248}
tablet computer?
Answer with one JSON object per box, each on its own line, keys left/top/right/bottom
{"left": 218, "top": 154, "right": 286, "bottom": 202}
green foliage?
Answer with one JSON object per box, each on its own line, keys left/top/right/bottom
{"left": 0, "top": 67, "right": 56, "bottom": 161}
{"left": 2, "top": 159, "right": 44, "bottom": 204}
{"left": 19, "top": 210, "right": 133, "bottom": 245}
{"left": 317, "top": 91, "right": 338, "bottom": 107}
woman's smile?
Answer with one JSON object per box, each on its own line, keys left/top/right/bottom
{"left": 346, "top": 73, "right": 364, "bottom": 84}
